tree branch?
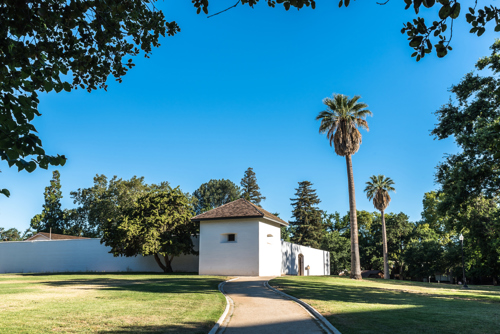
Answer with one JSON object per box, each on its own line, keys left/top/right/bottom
{"left": 207, "top": 0, "right": 241, "bottom": 18}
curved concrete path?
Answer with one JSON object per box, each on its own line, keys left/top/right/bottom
{"left": 220, "top": 276, "right": 326, "bottom": 334}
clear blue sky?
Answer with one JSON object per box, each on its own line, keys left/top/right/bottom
{"left": 1, "top": 2, "right": 496, "bottom": 231}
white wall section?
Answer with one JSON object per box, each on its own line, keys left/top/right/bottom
{"left": 281, "top": 241, "right": 330, "bottom": 276}
{"left": 198, "top": 219, "right": 260, "bottom": 276}
{"left": 258, "top": 220, "right": 282, "bottom": 276}
{"left": 0, "top": 238, "right": 199, "bottom": 273}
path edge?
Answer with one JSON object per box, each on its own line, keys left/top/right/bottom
{"left": 208, "top": 277, "right": 239, "bottom": 334}
{"left": 264, "top": 280, "right": 342, "bottom": 334}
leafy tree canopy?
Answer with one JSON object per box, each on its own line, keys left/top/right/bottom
{"left": 67, "top": 175, "right": 168, "bottom": 237}
{"left": 432, "top": 40, "right": 500, "bottom": 214}
{"left": 193, "top": 179, "right": 241, "bottom": 215}
{"left": 0, "top": 227, "right": 33, "bottom": 241}
{"left": 100, "top": 188, "right": 198, "bottom": 273}
{"left": 241, "top": 167, "right": 266, "bottom": 206}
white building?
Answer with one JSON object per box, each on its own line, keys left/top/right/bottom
{"left": 0, "top": 199, "right": 329, "bottom": 276}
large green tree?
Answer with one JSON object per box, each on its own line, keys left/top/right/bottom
{"left": 316, "top": 94, "right": 372, "bottom": 280}
{"left": 67, "top": 175, "right": 166, "bottom": 237}
{"left": 240, "top": 167, "right": 266, "bottom": 206}
{"left": 101, "top": 188, "right": 198, "bottom": 273}
{"left": 193, "top": 179, "right": 241, "bottom": 215}
{"left": 364, "top": 174, "right": 396, "bottom": 279}
{"left": 289, "top": 181, "right": 324, "bottom": 248}
{"left": 432, "top": 40, "right": 500, "bottom": 284}
{"left": 30, "top": 170, "right": 67, "bottom": 234}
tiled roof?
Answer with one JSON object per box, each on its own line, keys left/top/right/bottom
{"left": 26, "top": 232, "right": 90, "bottom": 241}
{"left": 191, "top": 198, "right": 288, "bottom": 226}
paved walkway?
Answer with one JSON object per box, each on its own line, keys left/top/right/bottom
{"left": 221, "top": 277, "right": 325, "bottom": 334}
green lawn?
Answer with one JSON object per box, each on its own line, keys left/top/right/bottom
{"left": 270, "top": 276, "right": 500, "bottom": 334}
{"left": 0, "top": 273, "right": 227, "bottom": 333}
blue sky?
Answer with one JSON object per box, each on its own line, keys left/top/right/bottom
{"left": 1, "top": 1, "right": 497, "bottom": 231}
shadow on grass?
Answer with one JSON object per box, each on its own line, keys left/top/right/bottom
{"left": 16, "top": 272, "right": 224, "bottom": 295}
{"left": 99, "top": 322, "right": 213, "bottom": 334}
{"left": 271, "top": 277, "right": 500, "bottom": 334}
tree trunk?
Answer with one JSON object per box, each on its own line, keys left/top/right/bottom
{"left": 154, "top": 253, "right": 174, "bottom": 273}
{"left": 381, "top": 209, "right": 389, "bottom": 279}
{"left": 164, "top": 255, "right": 174, "bottom": 273}
{"left": 346, "top": 155, "right": 362, "bottom": 280}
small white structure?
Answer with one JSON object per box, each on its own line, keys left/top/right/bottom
{"left": 0, "top": 199, "right": 329, "bottom": 276}
{"left": 192, "top": 199, "right": 329, "bottom": 276}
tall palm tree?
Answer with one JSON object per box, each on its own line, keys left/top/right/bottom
{"left": 364, "top": 174, "right": 396, "bottom": 280}
{"left": 316, "top": 94, "right": 372, "bottom": 280}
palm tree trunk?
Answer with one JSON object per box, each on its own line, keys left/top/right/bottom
{"left": 346, "top": 155, "right": 362, "bottom": 280}
{"left": 381, "top": 209, "right": 389, "bottom": 279}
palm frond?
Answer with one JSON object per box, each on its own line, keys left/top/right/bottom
{"left": 363, "top": 174, "right": 396, "bottom": 211}
{"left": 316, "top": 93, "right": 371, "bottom": 156}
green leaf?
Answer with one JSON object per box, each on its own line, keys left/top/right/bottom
{"left": 345, "top": 0, "right": 350, "bottom": 6}
{"left": 439, "top": 5, "right": 451, "bottom": 19}
{"left": 0, "top": 189, "right": 10, "bottom": 198}
{"left": 338, "top": 0, "right": 343, "bottom": 8}
{"left": 26, "top": 161, "right": 37, "bottom": 173}
{"left": 409, "top": 36, "right": 423, "bottom": 47}
{"left": 450, "top": 3, "right": 460, "bottom": 19}
{"left": 62, "top": 82, "right": 71, "bottom": 92}
{"left": 43, "top": 81, "right": 53, "bottom": 92}
{"left": 422, "top": 0, "right": 435, "bottom": 8}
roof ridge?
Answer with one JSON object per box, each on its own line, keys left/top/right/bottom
{"left": 192, "top": 198, "right": 247, "bottom": 219}
{"left": 243, "top": 198, "right": 265, "bottom": 216}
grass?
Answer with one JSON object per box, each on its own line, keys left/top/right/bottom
{"left": 269, "top": 276, "right": 500, "bottom": 334}
{"left": 0, "top": 272, "right": 227, "bottom": 333}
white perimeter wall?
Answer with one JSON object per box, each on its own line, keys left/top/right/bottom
{"left": 199, "top": 219, "right": 260, "bottom": 276}
{"left": 258, "top": 220, "right": 282, "bottom": 276}
{"left": 281, "top": 241, "right": 330, "bottom": 276}
{"left": 0, "top": 238, "right": 199, "bottom": 274}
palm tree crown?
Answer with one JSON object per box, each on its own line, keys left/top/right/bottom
{"left": 316, "top": 94, "right": 372, "bottom": 156}
{"left": 364, "top": 175, "right": 396, "bottom": 212}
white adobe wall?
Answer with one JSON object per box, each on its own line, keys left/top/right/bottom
{"left": 0, "top": 238, "right": 199, "bottom": 274}
{"left": 281, "top": 241, "right": 330, "bottom": 276}
{"left": 199, "top": 219, "right": 260, "bottom": 276}
{"left": 258, "top": 220, "right": 282, "bottom": 276}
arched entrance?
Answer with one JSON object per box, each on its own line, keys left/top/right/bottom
{"left": 298, "top": 254, "right": 304, "bottom": 276}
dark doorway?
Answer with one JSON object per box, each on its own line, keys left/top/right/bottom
{"left": 298, "top": 254, "right": 304, "bottom": 276}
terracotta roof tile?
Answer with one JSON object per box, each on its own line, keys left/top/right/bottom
{"left": 191, "top": 198, "right": 288, "bottom": 226}
{"left": 26, "top": 232, "right": 90, "bottom": 241}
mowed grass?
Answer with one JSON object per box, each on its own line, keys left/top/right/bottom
{"left": 0, "top": 273, "right": 227, "bottom": 333}
{"left": 270, "top": 276, "right": 500, "bottom": 334}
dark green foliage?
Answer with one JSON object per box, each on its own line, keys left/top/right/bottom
{"left": 193, "top": 179, "right": 241, "bottom": 215}
{"left": 67, "top": 175, "right": 164, "bottom": 237}
{"left": 321, "top": 212, "right": 351, "bottom": 275}
{"left": 289, "top": 181, "right": 323, "bottom": 248}
{"left": 0, "top": 227, "right": 33, "bottom": 241}
{"left": 432, "top": 40, "right": 500, "bottom": 213}
{"left": 30, "top": 170, "right": 67, "bottom": 234}
{"left": 432, "top": 40, "right": 500, "bottom": 284}
{"left": 101, "top": 188, "right": 198, "bottom": 273}
{"left": 1, "top": 0, "right": 179, "bottom": 183}
{"left": 240, "top": 167, "right": 266, "bottom": 206}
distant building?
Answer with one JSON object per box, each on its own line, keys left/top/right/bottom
{"left": 26, "top": 232, "right": 89, "bottom": 241}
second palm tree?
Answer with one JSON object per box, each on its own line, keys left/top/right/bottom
{"left": 364, "top": 174, "right": 396, "bottom": 280}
